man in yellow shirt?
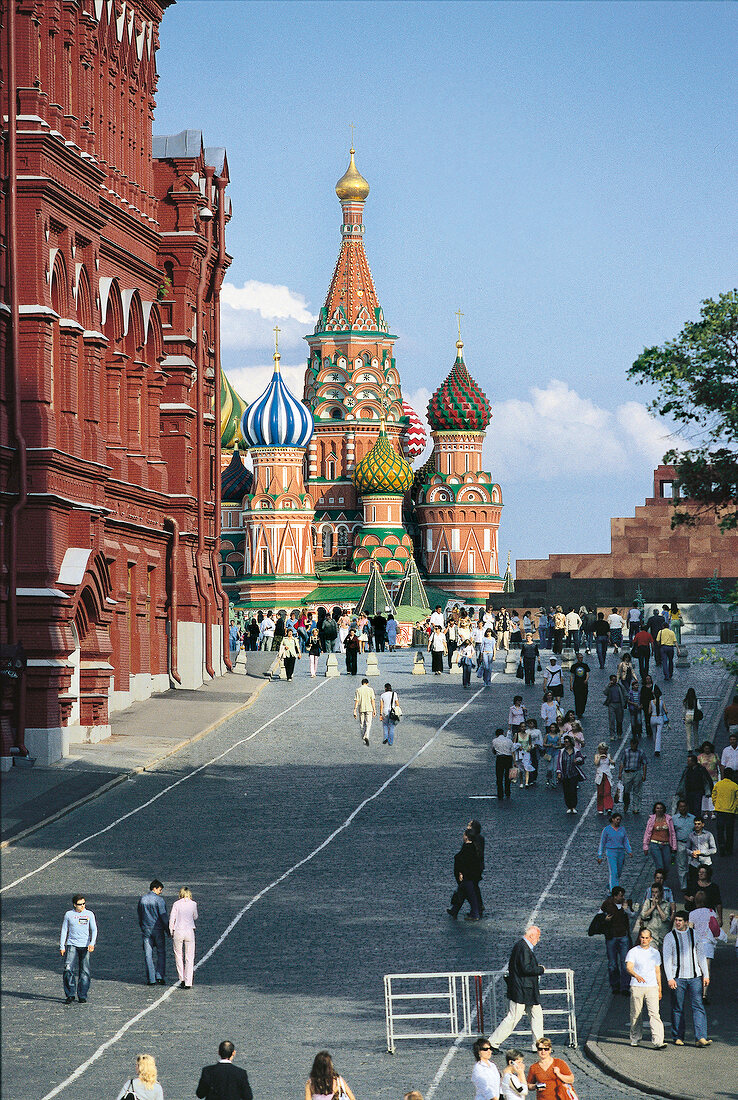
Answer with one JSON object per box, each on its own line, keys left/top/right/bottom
{"left": 712, "top": 768, "right": 738, "bottom": 856}
{"left": 353, "top": 677, "right": 376, "bottom": 745}
{"left": 656, "top": 626, "right": 677, "bottom": 680}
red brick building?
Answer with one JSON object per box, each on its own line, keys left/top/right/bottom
{"left": 1, "top": 0, "right": 230, "bottom": 765}
{"left": 514, "top": 465, "right": 738, "bottom": 607}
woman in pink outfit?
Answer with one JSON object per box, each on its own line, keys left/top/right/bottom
{"left": 169, "top": 886, "right": 198, "bottom": 989}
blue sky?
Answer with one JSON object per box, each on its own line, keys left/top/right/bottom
{"left": 155, "top": 0, "right": 737, "bottom": 571}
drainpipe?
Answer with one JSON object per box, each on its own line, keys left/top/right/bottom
{"left": 163, "top": 517, "right": 181, "bottom": 685}
{"left": 6, "top": 2, "right": 28, "bottom": 754}
{"left": 195, "top": 215, "right": 215, "bottom": 679}
{"left": 211, "top": 172, "right": 231, "bottom": 670}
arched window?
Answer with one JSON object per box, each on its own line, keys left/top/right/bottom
{"left": 322, "top": 528, "right": 333, "bottom": 558}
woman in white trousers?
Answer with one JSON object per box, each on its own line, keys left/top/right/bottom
{"left": 169, "top": 886, "right": 198, "bottom": 989}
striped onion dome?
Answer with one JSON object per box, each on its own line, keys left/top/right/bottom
{"left": 221, "top": 448, "right": 253, "bottom": 502}
{"left": 427, "top": 340, "right": 491, "bottom": 432}
{"left": 241, "top": 349, "right": 314, "bottom": 449}
{"left": 400, "top": 400, "right": 427, "bottom": 459}
{"left": 353, "top": 421, "right": 413, "bottom": 495}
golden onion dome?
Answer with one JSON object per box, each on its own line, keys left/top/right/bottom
{"left": 335, "top": 147, "right": 370, "bottom": 203}
{"left": 353, "top": 423, "right": 413, "bottom": 496}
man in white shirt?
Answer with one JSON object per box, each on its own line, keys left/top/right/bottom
{"left": 492, "top": 728, "right": 516, "bottom": 800}
{"left": 607, "top": 608, "right": 624, "bottom": 652}
{"left": 564, "top": 608, "right": 582, "bottom": 650}
{"left": 720, "top": 733, "right": 738, "bottom": 776}
{"left": 429, "top": 605, "right": 446, "bottom": 629}
{"left": 625, "top": 928, "right": 665, "bottom": 1048}
{"left": 259, "top": 614, "right": 275, "bottom": 651}
{"left": 662, "top": 911, "right": 710, "bottom": 1046}
{"left": 543, "top": 658, "right": 564, "bottom": 700}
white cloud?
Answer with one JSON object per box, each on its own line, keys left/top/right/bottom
{"left": 486, "top": 379, "right": 679, "bottom": 482}
{"left": 226, "top": 362, "right": 307, "bottom": 405}
{"left": 220, "top": 279, "right": 316, "bottom": 351}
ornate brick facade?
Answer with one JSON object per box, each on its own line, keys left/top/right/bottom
{"left": 1, "top": 0, "right": 231, "bottom": 764}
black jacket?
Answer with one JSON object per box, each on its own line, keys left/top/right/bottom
{"left": 505, "top": 937, "right": 545, "bottom": 1005}
{"left": 196, "top": 1061, "right": 253, "bottom": 1100}
{"left": 453, "top": 841, "right": 481, "bottom": 884}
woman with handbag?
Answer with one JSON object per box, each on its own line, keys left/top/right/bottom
{"left": 520, "top": 633, "right": 541, "bottom": 686}
{"left": 380, "top": 682, "right": 401, "bottom": 745}
{"left": 682, "top": 687, "right": 702, "bottom": 751}
{"left": 115, "top": 1055, "right": 163, "bottom": 1100}
{"left": 556, "top": 736, "right": 584, "bottom": 814}
{"left": 526, "top": 1038, "right": 576, "bottom": 1100}
{"left": 305, "top": 1051, "right": 356, "bottom": 1100}
{"left": 460, "top": 638, "right": 476, "bottom": 689}
{"left": 428, "top": 624, "right": 447, "bottom": 675}
{"left": 642, "top": 802, "right": 677, "bottom": 876}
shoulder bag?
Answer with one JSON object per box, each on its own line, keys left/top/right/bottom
{"left": 389, "top": 693, "right": 402, "bottom": 723}
{"left": 588, "top": 911, "right": 607, "bottom": 937}
{"left": 557, "top": 1082, "right": 579, "bottom": 1100}
{"left": 516, "top": 662, "right": 525, "bottom": 679}
{"left": 122, "top": 1081, "right": 137, "bottom": 1100}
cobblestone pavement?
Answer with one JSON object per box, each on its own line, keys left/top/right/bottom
{"left": 1, "top": 642, "right": 733, "bottom": 1100}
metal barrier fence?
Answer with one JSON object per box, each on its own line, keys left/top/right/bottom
{"left": 383, "top": 968, "right": 577, "bottom": 1054}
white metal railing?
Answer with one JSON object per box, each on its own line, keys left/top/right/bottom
{"left": 383, "top": 968, "right": 577, "bottom": 1054}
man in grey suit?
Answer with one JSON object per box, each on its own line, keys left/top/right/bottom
{"left": 489, "top": 926, "right": 546, "bottom": 1051}
{"left": 196, "top": 1041, "right": 253, "bottom": 1100}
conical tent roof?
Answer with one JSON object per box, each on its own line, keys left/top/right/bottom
{"left": 355, "top": 562, "right": 395, "bottom": 617}
{"left": 395, "top": 557, "right": 430, "bottom": 612}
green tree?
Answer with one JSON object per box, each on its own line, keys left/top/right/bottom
{"left": 701, "top": 570, "right": 724, "bottom": 604}
{"left": 628, "top": 289, "right": 738, "bottom": 530}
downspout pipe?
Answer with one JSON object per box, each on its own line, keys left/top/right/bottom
{"left": 163, "top": 517, "right": 182, "bottom": 685}
{"left": 212, "top": 173, "right": 231, "bottom": 671}
{"left": 6, "top": 2, "right": 28, "bottom": 754}
{"left": 195, "top": 217, "right": 215, "bottom": 679}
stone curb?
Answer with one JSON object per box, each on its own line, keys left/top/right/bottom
{"left": 0, "top": 672, "right": 273, "bottom": 850}
{"left": 581, "top": 666, "right": 737, "bottom": 1100}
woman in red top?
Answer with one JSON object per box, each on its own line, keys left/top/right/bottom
{"left": 527, "top": 1037, "right": 575, "bottom": 1099}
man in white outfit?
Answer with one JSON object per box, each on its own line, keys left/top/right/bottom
{"left": 625, "top": 927, "right": 665, "bottom": 1048}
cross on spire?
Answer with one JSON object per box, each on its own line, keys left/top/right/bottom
{"left": 350, "top": 121, "right": 355, "bottom": 150}
{"left": 455, "top": 309, "right": 464, "bottom": 341}
{"left": 273, "top": 324, "right": 281, "bottom": 353}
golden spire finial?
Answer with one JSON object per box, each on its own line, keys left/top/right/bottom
{"left": 335, "top": 138, "right": 370, "bottom": 202}
{"left": 350, "top": 121, "right": 355, "bottom": 151}
{"left": 273, "top": 324, "right": 281, "bottom": 370}
{"left": 455, "top": 309, "right": 464, "bottom": 352}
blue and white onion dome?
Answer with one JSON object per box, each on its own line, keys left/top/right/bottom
{"left": 241, "top": 346, "right": 314, "bottom": 449}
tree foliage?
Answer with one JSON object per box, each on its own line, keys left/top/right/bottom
{"left": 628, "top": 289, "right": 738, "bottom": 530}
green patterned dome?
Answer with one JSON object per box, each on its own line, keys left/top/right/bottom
{"left": 427, "top": 340, "right": 491, "bottom": 432}
{"left": 354, "top": 424, "right": 414, "bottom": 495}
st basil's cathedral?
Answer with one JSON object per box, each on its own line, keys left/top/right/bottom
{"left": 219, "top": 147, "right": 504, "bottom": 606}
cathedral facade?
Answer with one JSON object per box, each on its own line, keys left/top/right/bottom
{"left": 222, "top": 149, "right": 504, "bottom": 607}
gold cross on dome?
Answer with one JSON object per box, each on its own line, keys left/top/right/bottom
{"left": 273, "top": 324, "right": 281, "bottom": 352}
{"left": 350, "top": 122, "right": 355, "bottom": 148}
{"left": 455, "top": 309, "right": 464, "bottom": 340}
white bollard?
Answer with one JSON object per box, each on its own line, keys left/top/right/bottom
{"left": 675, "top": 645, "right": 690, "bottom": 668}
{"left": 366, "top": 652, "right": 380, "bottom": 677}
{"left": 325, "top": 653, "right": 340, "bottom": 677}
{"left": 449, "top": 651, "right": 462, "bottom": 675}
{"left": 505, "top": 649, "right": 519, "bottom": 675}
{"left": 412, "top": 651, "right": 426, "bottom": 675}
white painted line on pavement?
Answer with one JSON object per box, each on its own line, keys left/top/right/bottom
{"left": 39, "top": 687, "right": 485, "bottom": 1100}
{"left": 425, "top": 734, "right": 630, "bottom": 1099}
{"left": 1, "top": 681, "right": 328, "bottom": 894}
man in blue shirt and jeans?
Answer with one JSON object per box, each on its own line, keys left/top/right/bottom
{"left": 60, "top": 893, "right": 97, "bottom": 1003}
{"left": 138, "top": 879, "right": 168, "bottom": 985}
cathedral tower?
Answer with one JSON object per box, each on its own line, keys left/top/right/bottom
{"left": 238, "top": 339, "right": 316, "bottom": 603}
{"left": 414, "top": 336, "right": 504, "bottom": 597}
{"left": 352, "top": 420, "right": 415, "bottom": 574}
{"left": 303, "top": 148, "right": 406, "bottom": 567}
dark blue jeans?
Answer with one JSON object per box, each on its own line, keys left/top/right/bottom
{"left": 143, "top": 929, "right": 166, "bottom": 982}
{"left": 661, "top": 646, "right": 674, "bottom": 680}
{"left": 63, "top": 945, "right": 91, "bottom": 1000}
{"left": 595, "top": 637, "right": 608, "bottom": 668}
{"left": 671, "top": 975, "right": 707, "bottom": 1042}
{"left": 605, "top": 935, "right": 629, "bottom": 992}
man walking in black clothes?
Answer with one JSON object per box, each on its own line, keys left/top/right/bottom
{"left": 569, "top": 652, "right": 590, "bottom": 717}
{"left": 488, "top": 926, "right": 545, "bottom": 1050}
{"left": 373, "top": 611, "right": 388, "bottom": 652}
{"left": 446, "top": 827, "right": 482, "bottom": 921}
{"left": 196, "top": 1040, "right": 253, "bottom": 1100}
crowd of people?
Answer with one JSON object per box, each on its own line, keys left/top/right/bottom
{"left": 55, "top": 596, "right": 737, "bottom": 1099}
